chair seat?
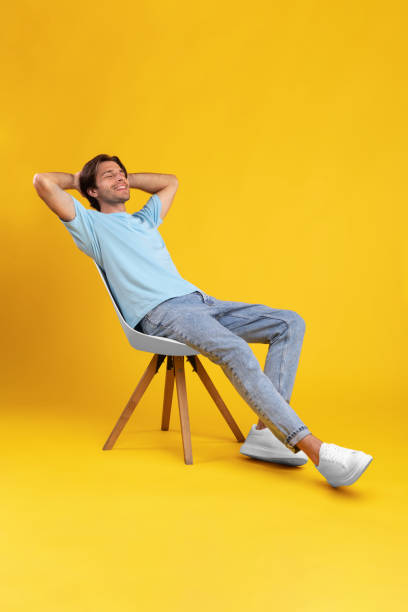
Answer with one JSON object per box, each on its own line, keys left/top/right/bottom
{"left": 94, "top": 261, "right": 200, "bottom": 356}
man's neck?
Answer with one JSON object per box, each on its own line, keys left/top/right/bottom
{"left": 100, "top": 203, "right": 127, "bottom": 214}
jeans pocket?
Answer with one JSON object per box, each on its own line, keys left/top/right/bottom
{"left": 191, "top": 290, "right": 206, "bottom": 302}
{"left": 194, "top": 290, "right": 215, "bottom": 305}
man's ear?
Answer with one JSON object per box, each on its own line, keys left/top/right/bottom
{"left": 88, "top": 186, "right": 97, "bottom": 197}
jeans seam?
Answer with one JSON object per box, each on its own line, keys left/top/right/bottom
{"left": 218, "top": 313, "right": 289, "bottom": 323}
{"left": 278, "top": 321, "right": 289, "bottom": 395}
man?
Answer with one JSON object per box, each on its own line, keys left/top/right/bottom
{"left": 33, "top": 153, "right": 374, "bottom": 488}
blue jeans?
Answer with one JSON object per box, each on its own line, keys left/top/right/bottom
{"left": 137, "top": 291, "right": 312, "bottom": 453}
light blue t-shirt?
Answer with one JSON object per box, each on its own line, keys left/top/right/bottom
{"left": 59, "top": 194, "right": 203, "bottom": 328}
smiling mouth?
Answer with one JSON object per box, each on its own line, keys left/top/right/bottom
{"left": 115, "top": 186, "right": 128, "bottom": 191}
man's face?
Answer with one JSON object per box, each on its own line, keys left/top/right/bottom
{"left": 88, "top": 161, "right": 130, "bottom": 204}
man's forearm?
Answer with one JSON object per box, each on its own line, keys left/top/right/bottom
{"left": 127, "top": 172, "right": 177, "bottom": 193}
{"left": 34, "top": 171, "right": 177, "bottom": 193}
{"left": 35, "top": 172, "right": 75, "bottom": 190}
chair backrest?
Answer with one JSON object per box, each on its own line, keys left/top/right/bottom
{"left": 93, "top": 261, "right": 199, "bottom": 356}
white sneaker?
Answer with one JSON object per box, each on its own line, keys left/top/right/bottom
{"left": 315, "top": 442, "right": 373, "bottom": 487}
{"left": 240, "top": 425, "right": 308, "bottom": 466}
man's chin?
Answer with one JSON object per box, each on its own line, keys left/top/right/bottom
{"left": 116, "top": 193, "right": 130, "bottom": 202}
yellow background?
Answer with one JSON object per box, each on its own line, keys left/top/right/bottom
{"left": 2, "top": 0, "right": 407, "bottom": 610}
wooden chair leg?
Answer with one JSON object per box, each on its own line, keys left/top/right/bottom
{"left": 173, "top": 356, "right": 193, "bottom": 465}
{"left": 191, "top": 356, "right": 245, "bottom": 442}
{"left": 103, "top": 354, "right": 161, "bottom": 450}
{"left": 103, "top": 352, "right": 244, "bottom": 463}
{"left": 161, "top": 356, "right": 175, "bottom": 430}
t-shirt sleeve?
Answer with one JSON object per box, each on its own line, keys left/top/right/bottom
{"left": 59, "top": 195, "right": 101, "bottom": 260}
{"left": 132, "top": 193, "right": 163, "bottom": 228}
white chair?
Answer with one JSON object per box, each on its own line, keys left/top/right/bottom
{"left": 94, "top": 262, "right": 245, "bottom": 464}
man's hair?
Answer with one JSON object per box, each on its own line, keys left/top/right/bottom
{"left": 79, "top": 154, "right": 128, "bottom": 211}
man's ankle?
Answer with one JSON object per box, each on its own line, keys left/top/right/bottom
{"left": 296, "top": 434, "right": 323, "bottom": 466}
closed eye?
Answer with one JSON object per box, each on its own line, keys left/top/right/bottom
{"left": 103, "top": 171, "right": 125, "bottom": 178}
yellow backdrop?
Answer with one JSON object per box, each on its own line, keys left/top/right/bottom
{"left": 2, "top": 0, "right": 407, "bottom": 610}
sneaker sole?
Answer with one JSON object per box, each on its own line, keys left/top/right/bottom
{"left": 240, "top": 444, "right": 308, "bottom": 466}
{"left": 326, "top": 454, "right": 374, "bottom": 487}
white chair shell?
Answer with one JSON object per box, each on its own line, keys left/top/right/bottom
{"left": 94, "top": 261, "right": 200, "bottom": 357}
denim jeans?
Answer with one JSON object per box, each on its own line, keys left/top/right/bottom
{"left": 137, "top": 290, "right": 312, "bottom": 453}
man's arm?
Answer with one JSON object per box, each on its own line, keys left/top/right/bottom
{"left": 33, "top": 172, "right": 81, "bottom": 221}
{"left": 127, "top": 172, "right": 178, "bottom": 221}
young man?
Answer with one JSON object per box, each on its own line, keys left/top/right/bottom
{"left": 33, "top": 153, "right": 374, "bottom": 488}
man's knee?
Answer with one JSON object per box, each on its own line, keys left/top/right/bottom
{"left": 286, "top": 310, "right": 306, "bottom": 335}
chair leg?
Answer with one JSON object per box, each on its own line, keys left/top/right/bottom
{"left": 191, "top": 356, "right": 245, "bottom": 442}
{"left": 102, "top": 352, "right": 244, "bottom": 463}
{"left": 161, "top": 356, "right": 175, "bottom": 430}
{"left": 103, "top": 354, "right": 161, "bottom": 450}
{"left": 173, "top": 356, "right": 193, "bottom": 465}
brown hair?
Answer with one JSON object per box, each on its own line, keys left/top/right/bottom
{"left": 79, "top": 154, "right": 128, "bottom": 211}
